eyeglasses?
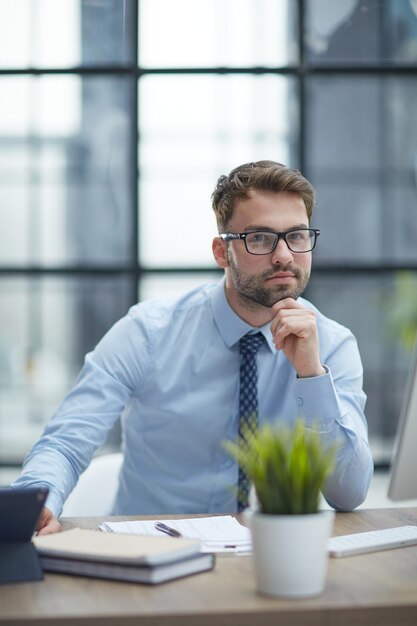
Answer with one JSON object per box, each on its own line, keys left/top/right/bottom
{"left": 220, "top": 228, "right": 320, "bottom": 255}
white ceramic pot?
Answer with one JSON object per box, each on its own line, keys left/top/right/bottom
{"left": 247, "top": 509, "right": 335, "bottom": 598}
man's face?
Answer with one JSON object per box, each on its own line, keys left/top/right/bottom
{"left": 222, "top": 190, "right": 312, "bottom": 310}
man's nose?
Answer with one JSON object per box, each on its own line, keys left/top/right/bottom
{"left": 271, "top": 237, "right": 293, "bottom": 264}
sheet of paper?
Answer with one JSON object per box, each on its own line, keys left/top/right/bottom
{"left": 99, "top": 515, "right": 252, "bottom": 554}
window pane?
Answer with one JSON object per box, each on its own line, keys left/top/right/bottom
{"left": 305, "top": 0, "right": 417, "bottom": 65}
{"left": 139, "top": 74, "right": 298, "bottom": 267}
{"left": 0, "top": 0, "right": 136, "bottom": 68}
{"left": 0, "top": 275, "right": 131, "bottom": 463}
{"left": 306, "top": 271, "right": 417, "bottom": 463}
{"left": 306, "top": 76, "right": 417, "bottom": 264}
{"left": 0, "top": 75, "right": 135, "bottom": 266}
{"left": 140, "top": 272, "right": 221, "bottom": 301}
{"left": 139, "top": 0, "right": 298, "bottom": 67}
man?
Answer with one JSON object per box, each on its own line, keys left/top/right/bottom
{"left": 14, "top": 160, "right": 373, "bottom": 534}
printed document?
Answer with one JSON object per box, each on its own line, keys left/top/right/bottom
{"left": 100, "top": 515, "right": 252, "bottom": 553}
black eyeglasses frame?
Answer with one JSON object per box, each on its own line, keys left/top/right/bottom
{"left": 219, "top": 228, "right": 320, "bottom": 255}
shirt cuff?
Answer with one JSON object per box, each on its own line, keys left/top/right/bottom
{"left": 294, "top": 364, "right": 342, "bottom": 430}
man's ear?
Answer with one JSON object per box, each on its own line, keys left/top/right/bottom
{"left": 212, "top": 236, "right": 229, "bottom": 269}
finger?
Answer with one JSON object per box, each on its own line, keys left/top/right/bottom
{"left": 270, "top": 308, "right": 315, "bottom": 336}
{"left": 273, "top": 320, "right": 308, "bottom": 346}
{"left": 271, "top": 297, "right": 303, "bottom": 314}
{"left": 37, "top": 518, "right": 62, "bottom": 535}
{"left": 272, "top": 315, "right": 318, "bottom": 347}
{"left": 36, "top": 507, "right": 50, "bottom": 531}
{"left": 36, "top": 507, "right": 61, "bottom": 534}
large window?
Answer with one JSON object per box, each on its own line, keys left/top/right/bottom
{"left": 1, "top": 0, "right": 417, "bottom": 467}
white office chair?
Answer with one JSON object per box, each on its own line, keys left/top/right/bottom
{"left": 61, "top": 452, "right": 123, "bottom": 517}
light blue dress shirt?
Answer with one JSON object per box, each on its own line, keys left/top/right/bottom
{"left": 14, "top": 278, "right": 373, "bottom": 516}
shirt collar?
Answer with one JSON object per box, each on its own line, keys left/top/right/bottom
{"left": 210, "top": 278, "right": 275, "bottom": 353}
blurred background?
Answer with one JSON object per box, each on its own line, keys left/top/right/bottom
{"left": 1, "top": 0, "right": 417, "bottom": 481}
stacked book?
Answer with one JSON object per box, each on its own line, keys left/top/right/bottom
{"left": 33, "top": 528, "right": 214, "bottom": 584}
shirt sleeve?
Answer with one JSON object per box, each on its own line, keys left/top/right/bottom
{"left": 294, "top": 329, "right": 374, "bottom": 511}
{"left": 12, "top": 309, "right": 151, "bottom": 517}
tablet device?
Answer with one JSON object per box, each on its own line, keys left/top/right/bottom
{"left": 0, "top": 486, "right": 48, "bottom": 541}
{"left": 0, "top": 486, "right": 49, "bottom": 584}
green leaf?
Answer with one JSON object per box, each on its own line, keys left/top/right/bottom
{"left": 223, "top": 418, "right": 338, "bottom": 515}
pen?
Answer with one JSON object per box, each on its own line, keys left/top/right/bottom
{"left": 154, "top": 522, "right": 182, "bottom": 538}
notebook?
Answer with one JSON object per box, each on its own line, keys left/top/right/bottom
{"left": 33, "top": 528, "right": 214, "bottom": 584}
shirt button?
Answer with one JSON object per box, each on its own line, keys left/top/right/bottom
{"left": 297, "top": 397, "right": 303, "bottom": 406}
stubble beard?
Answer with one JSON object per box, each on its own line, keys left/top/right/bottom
{"left": 227, "top": 254, "right": 310, "bottom": 311}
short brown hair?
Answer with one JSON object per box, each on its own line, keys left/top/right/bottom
{"left": 211, "top": 160, "right": 315, "bottom": 231}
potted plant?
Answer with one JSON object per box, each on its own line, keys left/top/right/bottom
{"left": 224, "top": 419, "right": 338, "bottom": 598}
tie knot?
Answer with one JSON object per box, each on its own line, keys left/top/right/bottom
{"left": 239, "top": 332, "right": 264, "bottom": 356}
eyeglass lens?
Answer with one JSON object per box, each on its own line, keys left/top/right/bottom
{"left": 245, "top": 230, "right": 315, "bottom": 254}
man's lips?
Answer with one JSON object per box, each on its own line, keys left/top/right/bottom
{"left": 266, "top": 272, "right": 296, "bottom": 281}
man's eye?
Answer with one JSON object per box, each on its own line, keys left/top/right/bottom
{"left": 287, "top": 231, "right": 306, "bottom": 242}
{"left": 252, "top": 233, "right": 268, "bottom": 243}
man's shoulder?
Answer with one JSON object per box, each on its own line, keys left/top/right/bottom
{"left": 97, "top": 282, "right": 220, "bottom": 355}
{"left": 128, "top": 281, "right": 219, "bottom": 324}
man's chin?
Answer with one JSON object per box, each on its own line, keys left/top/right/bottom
{"left": 242, "top": 287, "right": 299, "bottom": 309}
{"left": 263, "top": 285, "right": 301, "bottom": 306}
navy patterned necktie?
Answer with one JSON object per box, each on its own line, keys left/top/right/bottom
{"left": 237, "top": 332, "right": 265, "bottom": 511}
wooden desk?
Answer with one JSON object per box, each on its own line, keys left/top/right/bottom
{"left": 1, "top": 508, "right": 417, "bottom": 626}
